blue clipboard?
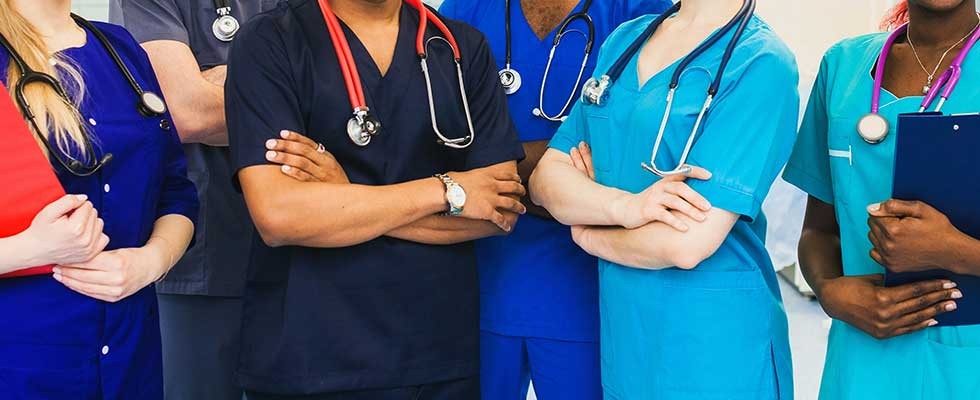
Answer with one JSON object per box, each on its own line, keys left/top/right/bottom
{"left": 890, "top": 112, "right": 980, "bottom": 326}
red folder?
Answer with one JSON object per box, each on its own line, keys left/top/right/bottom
{"left": 0, "top": 85, "right": 66, "bottom": 278}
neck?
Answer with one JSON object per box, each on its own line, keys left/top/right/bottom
{"left": 11, "top": 0, "right": 75, "bottom": 37}
{"left": 907, "top": 2, "right": 979, "bottom": 47}
{"left": 674, "top": 0, "right": 745, "bottom": 26}
{"left": 330, "top": 0, "right": 402, "bottom": 28}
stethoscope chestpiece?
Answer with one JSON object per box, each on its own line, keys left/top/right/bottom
{"left": 857, "top": 113, "right": 890, "bottom": 144}
{"left": 138, "top": 91, "right": 168, "bottom": 117}
{"left": 212, "top": 8, "right": 240, "bottom": 42}
{"left": 499, "top": 68, "right": 522, "bottom": 95}
{"left": 347, "top": 107, "right": 381, "bottom": 147}
{"left": 580, "top": 75, "right": 611, "bottom": 107}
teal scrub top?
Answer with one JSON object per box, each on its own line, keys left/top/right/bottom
{"left": 784, "top": 33, "right": 980, "bottom": 400}
{"left": 549, "top": 15, "right": 799, "bottom": 400}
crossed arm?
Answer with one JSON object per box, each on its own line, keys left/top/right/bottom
{"left": 529, "top": 145, "right": 737, "bottom": 270}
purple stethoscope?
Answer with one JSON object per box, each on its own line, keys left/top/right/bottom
{"left": 858, "top": 21, "right": 980, "bottom": 144}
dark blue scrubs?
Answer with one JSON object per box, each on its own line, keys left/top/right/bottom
{"left": 226, "top": 0, "right": 522, "bottom": 396}
{"left": 439, "top": 0, "right": 670, "bottom": 399}
{"left": 0, "top": 22, "right": 198, "bottom": 400}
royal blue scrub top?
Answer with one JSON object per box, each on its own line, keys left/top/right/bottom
{"left": 784, "top": 33, "right": 980, "bottom": 400}
{"left": 0, "top": 23, "right": 198, "bottom": 400}
{"left": 225, "top": 1, "right": 523, "bottom": 394}
{"left": 439, "top": 0, "right": 672, "bottom": 342}
{"left": 550, "top": 15, "right": 799, "bottom": 399}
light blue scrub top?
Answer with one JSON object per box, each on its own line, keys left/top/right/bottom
{"left": 549, "top": 15, "right": 799, "bottom": 400}
{"left": 439, "top": 0, "right": 672, "bottom": 341}
{"left": 784, "top": 33, "right": 980, "bottom": 400}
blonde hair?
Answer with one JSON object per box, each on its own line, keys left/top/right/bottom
{"left": 0, "top": 0, "right": 88, "bottom": 160}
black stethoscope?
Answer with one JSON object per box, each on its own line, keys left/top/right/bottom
{"left": 0, "top": 14, "right": 167, "bottom": 177}
{"left": 580, "top": 0, "right": 755, "bottom": 177}
{"left": 499, "top": 0, "right": 594, "bottom": 122}
{"left": 212, "top": 0, "right": 240, "bottom": 42}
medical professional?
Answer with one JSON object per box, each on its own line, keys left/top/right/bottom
{"left": 108, "top": 1, "right": 276, "bottom": 398}
{"left": 0, "top": 0, "right": 197, "bottom": 398}
{"left": 225, "top": 0, "right": 525, "bottom": 398}
{"left": 530, "top": 0, "right": 799, "bottom": 398}
{"left": 435, "top": 0, "right": 670, "bottom": 398}
{"left": 784, "top": 1, "right": 980, "bottom": 398}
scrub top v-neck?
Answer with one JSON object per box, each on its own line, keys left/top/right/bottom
{"left": 550, "top": 15, "right": 800, "bottom": 399}
{"left": 785, "top": 32, "right": 980, "bottom": 400}
{"left": 440, "top": 0, "right": 672, "bottom": 342}
{"left": 0, "top": 23, "right": 198, "bottom": 400}
{"left": 225, "top": 0, "right": 523, "bottom": 394}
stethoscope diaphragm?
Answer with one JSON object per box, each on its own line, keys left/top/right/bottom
{"left": 212, "top": 13, "right": 240, "bottom": 42}
{"left": 499, "top": 68, "right": 522, "bottom": 95}
{"left": 857, "top": 113, "right": 889, "bottom": 144}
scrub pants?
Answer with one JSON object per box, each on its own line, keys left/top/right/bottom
{"left": 158, "top": 294, "right": 245, "bottom": 400}
{"left": 244, "top": 376, "right": 479, "bottom": 400}
{"left": 481, "top": 331, "right": 601, "bottom": 400}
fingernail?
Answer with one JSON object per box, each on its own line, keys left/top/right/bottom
{"left": 952, "top": 290, "right": 963, "bottom": 299}
{"left": 867, "top": 203, "right": 880, "bottom": 212}
{"left": 946, "top": 302, "right": 957, "bottom": 311}
{"left": 944, "top": 281, "right": 958, "bottom": 289}
{"left": 928, "top": 319, "right": 939, "bottom": 327}
{"left": 266, "top": 139, "right": 277, "bottom": 148}
{"left": 52, "top": 267, "right": 61, "bottom": 274}
{"left": 281, "top": 165, "right": 291, "bottom": 172}
{"left": 266, "top": 151, "right": 277, "bottom": 160}
{"left": 696, "top": 213, "right": 707, "bottom": 222}
{"left": 52, "top": 273, "right": 61, "bottom": 282}
{"left": 75, "top": 194, "right": 88, "bottom": 201}
{"left": 280, "top": 130, "right": 290, "bottom": 138}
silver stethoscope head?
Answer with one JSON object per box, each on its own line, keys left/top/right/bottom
{"left": 499, "top": 66, "right": 522, "bottom": 95}
{"left": 347, "top": 107, "right": 382, "bottom": 147}
{"left": 580, "top": 75, "right": 611, "bottom": 107}
{"left": 857, "top": 113, "right": 889, "bottom": 144}
{"left": 212, "top": 7, "right": 240, "bottom": 42}
{"left": 138, "top": 91, "right": 168, "bottom": 116}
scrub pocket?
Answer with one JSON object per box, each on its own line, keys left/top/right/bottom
{"left": 826, "top": 128, "right": 853, "bottom": 205}
{"left": 921, "top": 327, "right": 980, "bottom": 398}
{"left": 584, "top": 113, "right": 616, "bottom": 184}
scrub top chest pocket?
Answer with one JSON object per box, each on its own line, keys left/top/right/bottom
{"left": 826, "top": 117, "right": 854, "bottom": 206}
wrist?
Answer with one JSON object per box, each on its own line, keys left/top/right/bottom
{"left": 947, "top": 233, "right": 980, "bottom": 275}
{"left": 420, "top": 176, "right": 450, "bottom": 215}
{"left": 0, "top": 233, "right": 40, "bottom": 273}
{"left": 142, "top": 238, "right": 175, "bottom": 282}
{"left": 604, "top": 192, "right": 631, "bottom": 227}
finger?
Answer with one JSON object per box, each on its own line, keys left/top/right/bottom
{"left": 870, "top": 199, "right": 922, "bottom": 218}
{"left": 867, "top": 216, "right": 891, "bottom": 241}
{"left": 279, "top": 130, "right": 320, "bottom": 149}
{"left": 885, "top": 279, "right": 957, "bottom": 303}
{"left": 893, "top": 287, "right": 963, "bottom": 317}
{"left": 682, "top": 165, "right": 713, "bottom": 181}
{"left": 569, "top": 148, "right": 588, "bottom": 174}
{"left": 578, "top": 142, "right": 596, "bottom": 179}
{"left": 663, "top": 181, "right": 712, "bottom": 211}
{"left": 496, "top": 181, "right": 526, "bottom": 197}
{"left": 38, "top": 194, "right": 88, "bottom": 221}
{"left": 52, "top": 272, "right": 121, "bottom": 302}
{"left": 67, "top": 201, "right": 95, "bottom": 226}
{"left": 490, "top": 211, "right": 512, "bottom": 232}
{"left": 266, "top": 151, "right": 317, "bottom": 175}
{"left": 655, "top": 209, "right": 689, "bottom": 232}
{"left": 893, "top": 300, "right": 957, "bottom": 332}
{"left": 493, "top": 169, "right": 523, "bottom": 183}
{"left": 860, "top": 273, "right": 886, "bottom": 287}
{"left": 267, "top": 139, "right": 322, "bottom": 167}
{"left": 497, "top": 197, "right": 527, "bottom": 215}
{"left": 53, "top": 265, "right": 115, "bottom": 286}
{"left": 279, "top": 164, "right": 317, "bottom": 182}
{"left": 661, "top": 194, "right": 707, "bottom": 222}
{"left": 869, "top": 248, "right": 885, "bottom": 266}
{"left": 95, "top": 234, "right": 110, "bottom": 254}
{"left": 891, "top": 318, "right": 940, "bottom": 337}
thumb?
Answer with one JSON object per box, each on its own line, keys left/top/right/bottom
{"left": 36, "top": 194, "right": 88, "bottom": 222}
{"left": 683, "top": 166, "right": 713, "bottom": 181}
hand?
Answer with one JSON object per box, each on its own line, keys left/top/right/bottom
{"left": 606, "top": 158, "right": 713, "bottom": 231}
{"left": 53, "top": 246, "right": 166, "bottom": 303}
{"left": 22, "top": 194, "right": 109, "bottom": 266}
{"left": 448, "top": 166, "right": 527, "bottom": 232}
{"left": 568, "top": 142, "right": 596, "bottom": 181}
{"left": 868, "top": 199, "right": 964, "bottom": 273}
{"left": 202, "top": 65, "right": 227, "bottom": 86}
{"left": 265, "top": 130, "right": 349, "bottom": 183}
{"left": 818, "top": 274, "right": 960, "bottom": 339}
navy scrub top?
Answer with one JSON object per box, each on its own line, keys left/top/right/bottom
{"left": 226, "top": 0, "right": 523, "bottom": 394}
{"left": 440, "top": 0, "right": 672, "bottom": 342}
{"left": 0, "top": 22, "right": 198, "bottom": 400}
{"left": 109, "top": 0, "right": 278, "bottom": 297}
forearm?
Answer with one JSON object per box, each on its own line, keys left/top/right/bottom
{"left": 386, "top": 215, "right": 506, "bottom": 245}
{"left": 530, "top": 150, "right": 628, "bottom": 226}
{"left": 518, "top": 141, "right": 552, "bottom": 219}
{"left": 576, "top": 208, "right": 736, "bottom": 270}
{"left": 142, "top": 214, "right": 195, "bottom": 281}
{"left": 0, "top": 234, "right": 39, "bottom": 274}
{"left": 798, "top": 228, "right": 844, "bottom": 297}
{"left": 241, "top": 166, "right": 446, "bottom": 248}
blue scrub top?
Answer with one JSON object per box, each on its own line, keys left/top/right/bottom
{"left": 784, "top": 33, "right": 980, "bottom": 400}
{"left": 550, "top": 15, "right": 799, "bottom": 399}
{"left": 439, "top": 0, "right": 672, "bottom": 342}
{"left": 225, "top": 0, "right": 523, "bottom": 394}
{"left": 0, "top": 23, "right": 198, "bottom": 400}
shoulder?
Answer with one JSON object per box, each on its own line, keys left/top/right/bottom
{"left": 608, "top": 0, "right": 673, "bottom": 21}
{"left": 601, "top": 14, "right": 656, "bottom": 55}
{"left": 734, "top": 17, "right": 798, "bottom": 79}
{"left": 436, "top": 0, "right": 488, "bottom": 23}
{"left": 88, "top": 21, "right": 155, "bottom": 69}
{"left": 822, "top": 32, "right": 888, "bottom": 69}
{"left": 233, "top": 0, "right": 298, "bottom": 54}
{"left": 436, "top": 8, "right": 493, "bottom": 63}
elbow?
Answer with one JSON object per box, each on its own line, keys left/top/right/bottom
{"left": 665, "top": 245, "right": 715, "bottom": 270}
{"left": 251, "top": 210, "right": 295, "bottom": 248}
{"left": 528, "top": 167, "right": 547, "bottom": 208}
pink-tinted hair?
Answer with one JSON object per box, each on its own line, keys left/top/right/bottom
{"left": 881, "top": 1, "right": 911, "bottom": 31}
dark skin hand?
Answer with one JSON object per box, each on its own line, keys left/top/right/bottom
{"left": 519, "top": 141, "right": 554, "bottom": 219}
{"left": 868, "top": 199, "right": 980, "bottom": 276}
{"left": 798, "top": 196, "right": 961, "bottom": 340}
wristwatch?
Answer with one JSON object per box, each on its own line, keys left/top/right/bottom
{"left": 434, "top": 173, "right": 466, "bottom": 216}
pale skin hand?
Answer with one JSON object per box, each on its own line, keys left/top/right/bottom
{"left": 262, "top": 130, "right": 523, "bottom": 244}
{"left": 52, "top": 214, "right": 194, "bottom": 303}
{"left": 0, "top": 194, "right": 108, "bottom": 275}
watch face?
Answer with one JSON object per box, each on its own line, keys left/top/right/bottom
{"left": 447, "top": 184, "right": 467, "bottom": 208}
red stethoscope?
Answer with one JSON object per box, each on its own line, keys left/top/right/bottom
{"left": 318, "top": 0, "right": 476, "bottom": 148}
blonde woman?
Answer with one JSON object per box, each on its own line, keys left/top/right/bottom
{"left": 0, "top": 0, "right": 197, "bottom": 398}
